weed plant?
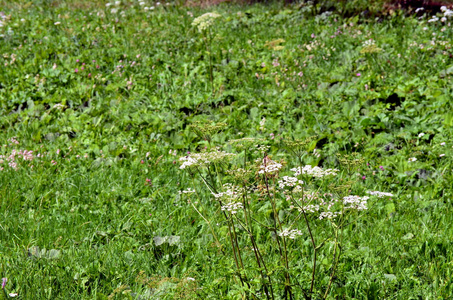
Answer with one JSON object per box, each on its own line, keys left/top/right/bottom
{"left": 1, "top": 0, "right": 453, "bottom": 298}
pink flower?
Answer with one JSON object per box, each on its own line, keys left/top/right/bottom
{"left": 2, "top": 278, "right": 6, "bottom": 289}
{"left": 362, "top": 175, "right": 366, "bottom": 180}
{"left": 74, "top": 68, "right": 79, "bottom": 73}
{"left": 356, "top": 73, "right": 361, "bottom": 77}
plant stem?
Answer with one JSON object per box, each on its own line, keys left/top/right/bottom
{"left": 301, "top": 208, "right": 317, "bottom": 296}
{"left": 323, "top": 228, "right": 341, "bottom": 299}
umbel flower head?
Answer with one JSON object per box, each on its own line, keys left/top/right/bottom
{"left": 213, "top": 184, "right": 244, "bottom": 214}
{"left": 360, "top": 39, "right": 382, "bottom": 54}
{"left": 278, "top": 229, "right": 303, "bottom": 239}
{"left": 291, "top": 165, "right": 338, "bottom": 178}
{"left": 179, "top": 148, "right": 235, "bottom": 169}
{"left": 192, "top": 12, "right": 221, "bottom": 32}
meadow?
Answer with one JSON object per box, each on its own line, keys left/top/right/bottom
{"left": 1, "top": 0, "right": 453, "bottom": 298}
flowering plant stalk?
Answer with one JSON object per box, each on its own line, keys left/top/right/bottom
{"left": 178, "top": 128, "right": 393, "bottom": 299}
{"left": 192, "top": 12, "right": 221, "bottom": 96}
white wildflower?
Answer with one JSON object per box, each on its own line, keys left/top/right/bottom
{"left": 291, "top": 165, "right": 338, "bottom": 178}
{"left": 408, "top": 157, "right": 417, "bottom": 162}
{"left": 278, "top": 176, "right": 303, "bottom": 189}
{"left": 418, "top": 132, "right": 425, "bottom": 138}
{"left": 278, "top": 229, "right": 303, "bottom": 239}
{"left": 179, "top": 149, "right": 235, "bottom": 169}
{"left": 258, "top": 157, "right": 282, "bottom": 174}
{"left": 52, "top": 103, "right": 65, "bottom": 110}
{"left": 444, "top": 10, "right": 453, "bottom": 17}
{"left": 319, "top": 211, "right": 341, "bottom": 220}
{"left": 221, "top": 202, "right": 243, "bottom": 214}
{"left": 343, "top": 195, "right": 369, "bottom": 211}
{"left": 259, "top": 117, "right": 266, "bottom": 131}
{"left": 192, "top": 12, "right": 221, "bottom": 32}
{"left": 179, "top": 188, "right": 196, "bottom": 194}
{"left": 366, "top": 191, "right": 394, "bottom": 198}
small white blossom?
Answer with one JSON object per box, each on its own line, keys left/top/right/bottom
{"left": 179, "top": 188, "right": 196, "bottom": 194}
{"left": 278, "top": 229, "right": 303, "bottom": 239}
{"left": 258, "top": 158, "right": 282, "bottom": 174}
{"left": 278, "top": 176, "right": 303, "bottom": 189}
{"left": 366, "top": 191, "right": 394, "bottom": 198}
{"left": 418, "top": 132, "right": 425, "bottom": 138}
{"left": 192, "top": 12, "right": 221, "bottom": 32}
{"left": 212, "top": 183, "right": 246, "bottom": 201}
{"left": 343, "top": 195, "right": 369, "bottom": 211}
{"left": 319, "top": 211, "right": 341, "bottom": 220}
{"left": 259, "top": 117, "right": 266, "bottom": 131}
{"left": 408, "top": 157, "right": 417, "bottom": 162}
{"left": 291, "top": 165, "right": 338, "bottom": 178}
{"left": 221, "top": 202, "right": 243, "bottom": 214}
{"left": 440, "top": 142, "right": 446, "bottom": 146}
{"left": 179, "top": 150, "right": 235, "bottom": 169}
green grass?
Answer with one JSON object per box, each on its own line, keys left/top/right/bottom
{"left": 1, "top": 0, "right": 453, "bottom": 299}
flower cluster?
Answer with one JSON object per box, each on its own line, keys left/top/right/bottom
{"left": 221, "top": 202, "right": 243, "bottom": 214}
{"left": 291, "top": 165, "right": 338, "bottom": 178}
{"left": 319, "top": 211, "right": 342, "bottom": 220}
{"left": 0, "top": 149, "right": 35, "bottom": 170}
{"left": 0, "top": 12, "right": 8, "bottom": 29}
{"left": 278, "top": 229, "right": 303, "bottom": 239}
{"left": 360, "top": 39, "right": 382, "bottom": 54}
{"left": 179, "top": 149, "right": 235, "bottom": 169}
{"left": 214, "top": 184, "right": 244, "bottom": 214}
{"left": 278, "top": 176, "right": 304, "bottom": 189}
{"left": 212, "top": 183, "right": 243, "bottom": 201}
{"left": 342, "top": 195, "right": 369, "bottom": 211}
{"left": 179, "top": 188, "right": 196, "bottom": 194}
{"left": 192, "top": 12, "right": 221, "bottom": 33}
{"left": 428, "top": 6, "right": 453, "bottom": 22}
{"left": 258, "top": 157, "right": 283, "bottom": 174}
{"left": 296, "top": 192, "right": 340, "bottom": 218}
{"left": 366, "top": 191, "right": 393, "bottom": 198}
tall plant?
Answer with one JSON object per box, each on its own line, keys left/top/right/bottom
{"left": 178, "top": 122, "right": 393, "bottom": 299}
